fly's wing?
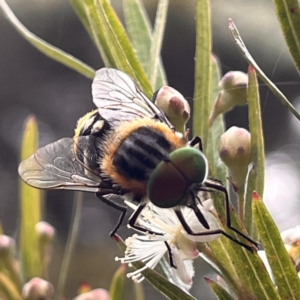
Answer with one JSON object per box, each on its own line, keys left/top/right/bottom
{"left": 18, "top": 136, "right": 104, "bottom": 193}
{"left": 92, "top": 68, "right": 173, "bottom": 128}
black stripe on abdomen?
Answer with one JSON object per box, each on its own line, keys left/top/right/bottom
{"left": 113, "top": 126, "right": 172, "bottom": 181}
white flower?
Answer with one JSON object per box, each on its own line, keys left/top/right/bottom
{"left": 115, "top": 199, "right": 220, "bottom": 289}
{"left": 281, "top": 225, "right": 300, "bottom": 269}
{"left": 281, "top": 225, "right": 300, "bottom": 245}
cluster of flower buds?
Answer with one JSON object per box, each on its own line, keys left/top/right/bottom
{"left": 0, "top": 218, "right": 117, "bottom": 300}
{"left": 218, "top": 126, "right": 252, "bottom": 194}
{"left": 0, "top": 222, "right": 56, "bottom": 299}
{"left": 209, "top": 71, "right": 248, "bottom": 126}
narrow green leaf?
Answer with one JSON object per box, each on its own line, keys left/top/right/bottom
{"left": 123, "top": 0, "right": 167, "bottom": 89}
{"left": 228, "top": 18, "right": 300, "bottom": 122}
{"left": 273, "top": 0, "right": 300, "bottom": 75}
{"left": 0, "top": 242, "right": 22, "bottom": 293}
{"left": 114, "top": 235, "right": 196, "bottom": 300}
{"left": 206, "top": 55, "right": 227, "bottom": 186}
{"left": 252, "top": 192, "right": 300, "bottom": 300}
{"left": 209, "top": 191, "right": 280, "bottom": 300}
{"left": 244, "top": 168, "right": 259, "bottom": 241}
{"left": 110, "top": 264, "right": 126, "bottom": 300}
{"left": 204, "top": 277, "right": 235, "bottom": 300}
{"left": 71, "top": 0, "right": 114, "bottom": 67}
{"left": 95, "top": 0, "right": 153, "bottom": 98}
{"left": 123, "top": 0, "right": 152, "bottom": 68}
{"left": 148, "top": 0, "right": 169, "bottom": 88}
{"left": 69, "top": 0, "right": 93, "bottom": 38}
{"left": 0, "top": 273, "right": 22, "bottom": 300}
{"left": 19, "top": 116, "right": 42, "bottom": 279}
{"left": 0, "top": 0, "right": 95, "bottom": 79}
{"left": 134, "top": 281, "right": 144, "bottom": 300}
{"left": 244, "top": 66, "right": 265, "bottom": 237}
{"left": 193, "top": 0, "right": 212, "bottom": 149}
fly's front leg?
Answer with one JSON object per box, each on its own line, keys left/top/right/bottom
{"left": 128, "top": 203, "right": 163, "bottom": 236}
{"left": 204, "top": 181, "right": 259, "bottom": 248}
{"left": 189, "top": 136, "right": 203, "bottom": 152}
{"left": 128, "top": 203, "right": 177, "bottom": 268}
{"left": 175, "top": 209, "right": 256, "bottom": 252}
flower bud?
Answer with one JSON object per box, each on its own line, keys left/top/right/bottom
{"left": 218, "top": 127, "right": 252, "bottom": 192}
{"left": 0, "top": 235, "right": 14, "bottom": 263}
{"left": 209, "top": 71, "right": 248, "bottom": 126}
{"left": 22, "top": 278, "right": 54, "bottom": 300}
{"left": 35, "top": 222, "right": 55, "bottom": 244}
{"left": 35, "top": 222, "right": 55, "bottom": 273}
{"left": 78, "top": 281, "right": 92, "bottom": 295}
{"left": 154, "top": 86, "right": 190, "bottom": 133}
{"left": 73, "top": 288, "right": 110, "bottom": 300}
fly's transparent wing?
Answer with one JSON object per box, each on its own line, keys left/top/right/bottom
{"left": 18, "top": 137, "right": 103, "bottom": 192}
{"left": 92, "top": 68, "right": 172, "bottom": 127}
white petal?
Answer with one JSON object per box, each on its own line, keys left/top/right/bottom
{"left": 181, "top": 206, "right": 221, "bottom": 242}
{"left": 176, "top": 234, "right": 199, "bottom": 259}
{"left": 117, "top": 234, "right": 168, "bottom": 282}
{"left": 281, "top": 225, "right": 300, "bottom": 245}
{"left": 171, "top": 245, "right": 194, "bottom": 286}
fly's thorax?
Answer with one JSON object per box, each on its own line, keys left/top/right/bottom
{"left": 101, "top": 118, "right": 185, "bottom": 195}
{"left": 75, "top": 110, "right": 111, "bottom": 137}
{"left": 73, "top": 111, "right": 113, "bottom": 175}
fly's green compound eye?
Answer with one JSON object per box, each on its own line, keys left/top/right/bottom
{"left": 147, "top": 147, "right": 208, "bottom": 208}
{"left": 147, "top": 161, "right": 187, "bottom": 208}
{"left": 169, "top": 147, "right": 208, "bottom": 183}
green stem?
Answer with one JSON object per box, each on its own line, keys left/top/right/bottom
{"left": 229, "top": 18, "right": 300, "bottom": 122}
{"left": 54, "top": 192, "right": 83, "bottom": 300}
{"left": 237, "top": 190, "right": 244, "bottom": 224}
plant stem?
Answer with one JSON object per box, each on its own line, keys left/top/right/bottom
{"left": 237, "top": 190, "right": 244, "bottom": 224}
{"left": 54, "top": 192, "right": 83, "bottom": 300}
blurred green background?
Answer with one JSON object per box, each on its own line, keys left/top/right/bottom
{"left": 1, "top": 0, "right": 300, "bottom": 299}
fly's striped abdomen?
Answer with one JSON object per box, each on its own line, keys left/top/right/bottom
{"left": 113, "top": 127, "right": 172, "bottom": 181}
{"left": 101, "top": 117, "right": 185, "bottom": 195}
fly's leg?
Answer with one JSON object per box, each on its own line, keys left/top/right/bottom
{"left": 96, "top": 193, "right": 127, "bottom": 237}
{"left": 189, "top": 136, "right": 203, "bottom": 152}
{"left": 128, "top": 203, "right": 177, "bottom": 268}
{"left": 175, "top": 209, "right": 256, "bottom": 252}
{"left": 204, "top": 181, "right": 259, "bottom": 248}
